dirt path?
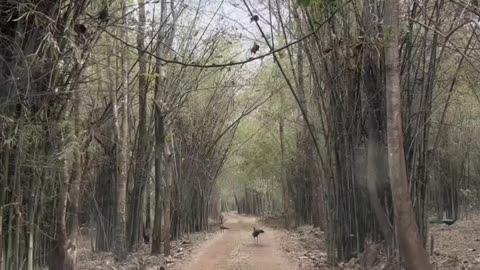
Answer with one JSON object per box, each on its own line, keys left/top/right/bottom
{"left": 179, "top": 213, "right": 297, "bottom": 270}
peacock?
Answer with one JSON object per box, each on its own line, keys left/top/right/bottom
{"left": 252, "top": 227, "right": 264, "bottom": 243}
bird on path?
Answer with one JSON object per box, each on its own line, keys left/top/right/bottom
{"left": 252, "top": 227, "right": 264, "bottom": 243}
{"left": 442, "top": 219, "right": 456, "bottom": 226}
{"left": 220, "top": 225, "right": 229, "bottom": 232}
{"left": 429, "top": 219, "right": 456, "bottom": 226}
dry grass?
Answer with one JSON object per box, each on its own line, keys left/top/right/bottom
{"left": 265, "top": 215, "right": 480, "bottom": 270}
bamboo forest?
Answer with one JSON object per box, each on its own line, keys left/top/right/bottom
{"left": 1, "top": 0, "right": 480, "bottom": 269}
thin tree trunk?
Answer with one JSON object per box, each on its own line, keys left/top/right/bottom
{"left": 13, "top": 150, "right": 22, "bottom": 270}
{"left": 279, "top": 92, "right": 289, "bottom": 229}
{"left": 151, "top": 109, "right": 165, "bottom": 254}
{"left": 0, "top": 145, "right": 9, "bottom": 270}
{"left": 27, "top": 171, "right": 40, "bottom": 270}
{"left": 68, "top": 87, "right": 82, "bottom": 268}
{"left": 384, "top": 1, "right": 433, "bottom": 269}
{"left": 145, "top": 182, "right": 151, "bottom": 238}
{"left": 366, "top": 117, "right": 393, "bottom": 247}
{"left": 163, "top": 139, "right": 174, "bottom": 256}
{"left": 151, "top": 73, "right": 165, "bottom": 255}
{"left": 50, "top": 150, "right": 71, "bottom": 270}
{"left": 0, "top": 206, "right": 3, "bottom": 270}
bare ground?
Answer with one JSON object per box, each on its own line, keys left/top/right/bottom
{"left": 429, "top": 218, "right": 480, "bottom": 270}
{"left": 272, "top": 217, "right": 480, "bottom": 270}
{"left": 175, "top": 213, "right": 297, "bottom": 270}
{"left": 76, "top": 228, "right": 217, "bottom": 270}
{"left": 76, "top": 215, "right": 480, "bottom": 270}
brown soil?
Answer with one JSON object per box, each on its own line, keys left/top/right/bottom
{"left": 429, "top": 218, "right": 480, "bottom": 270}
{"left": 76, "top": 215, "right": 480, "bottom": 270}
{"left": 176, "top": 213, "right": 297, "bottom": 270}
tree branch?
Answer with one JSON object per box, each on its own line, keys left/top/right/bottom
{"left": 103, "top": 1, "right": 351, "bottom": 69}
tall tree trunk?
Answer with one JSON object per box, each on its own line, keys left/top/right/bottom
{"left": 112, "top": 1, "right": 129, "bottom": 259}
{"left": 293, "top": 4, "right": 314, "bottom": 227}
{"left": 384, "top": 1, "right": 433, "bottom": 269}
{"left": 151, "top": 43, "right": 166, "bottom": 255}
{"left": 152, "top": 0, "right": 174, "bottom": 254}
{"left": 363, "top": 0, "right": 393, "bottom": 250}
{"left": 128, "top": 0, "right": 148, "bottom": 250}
